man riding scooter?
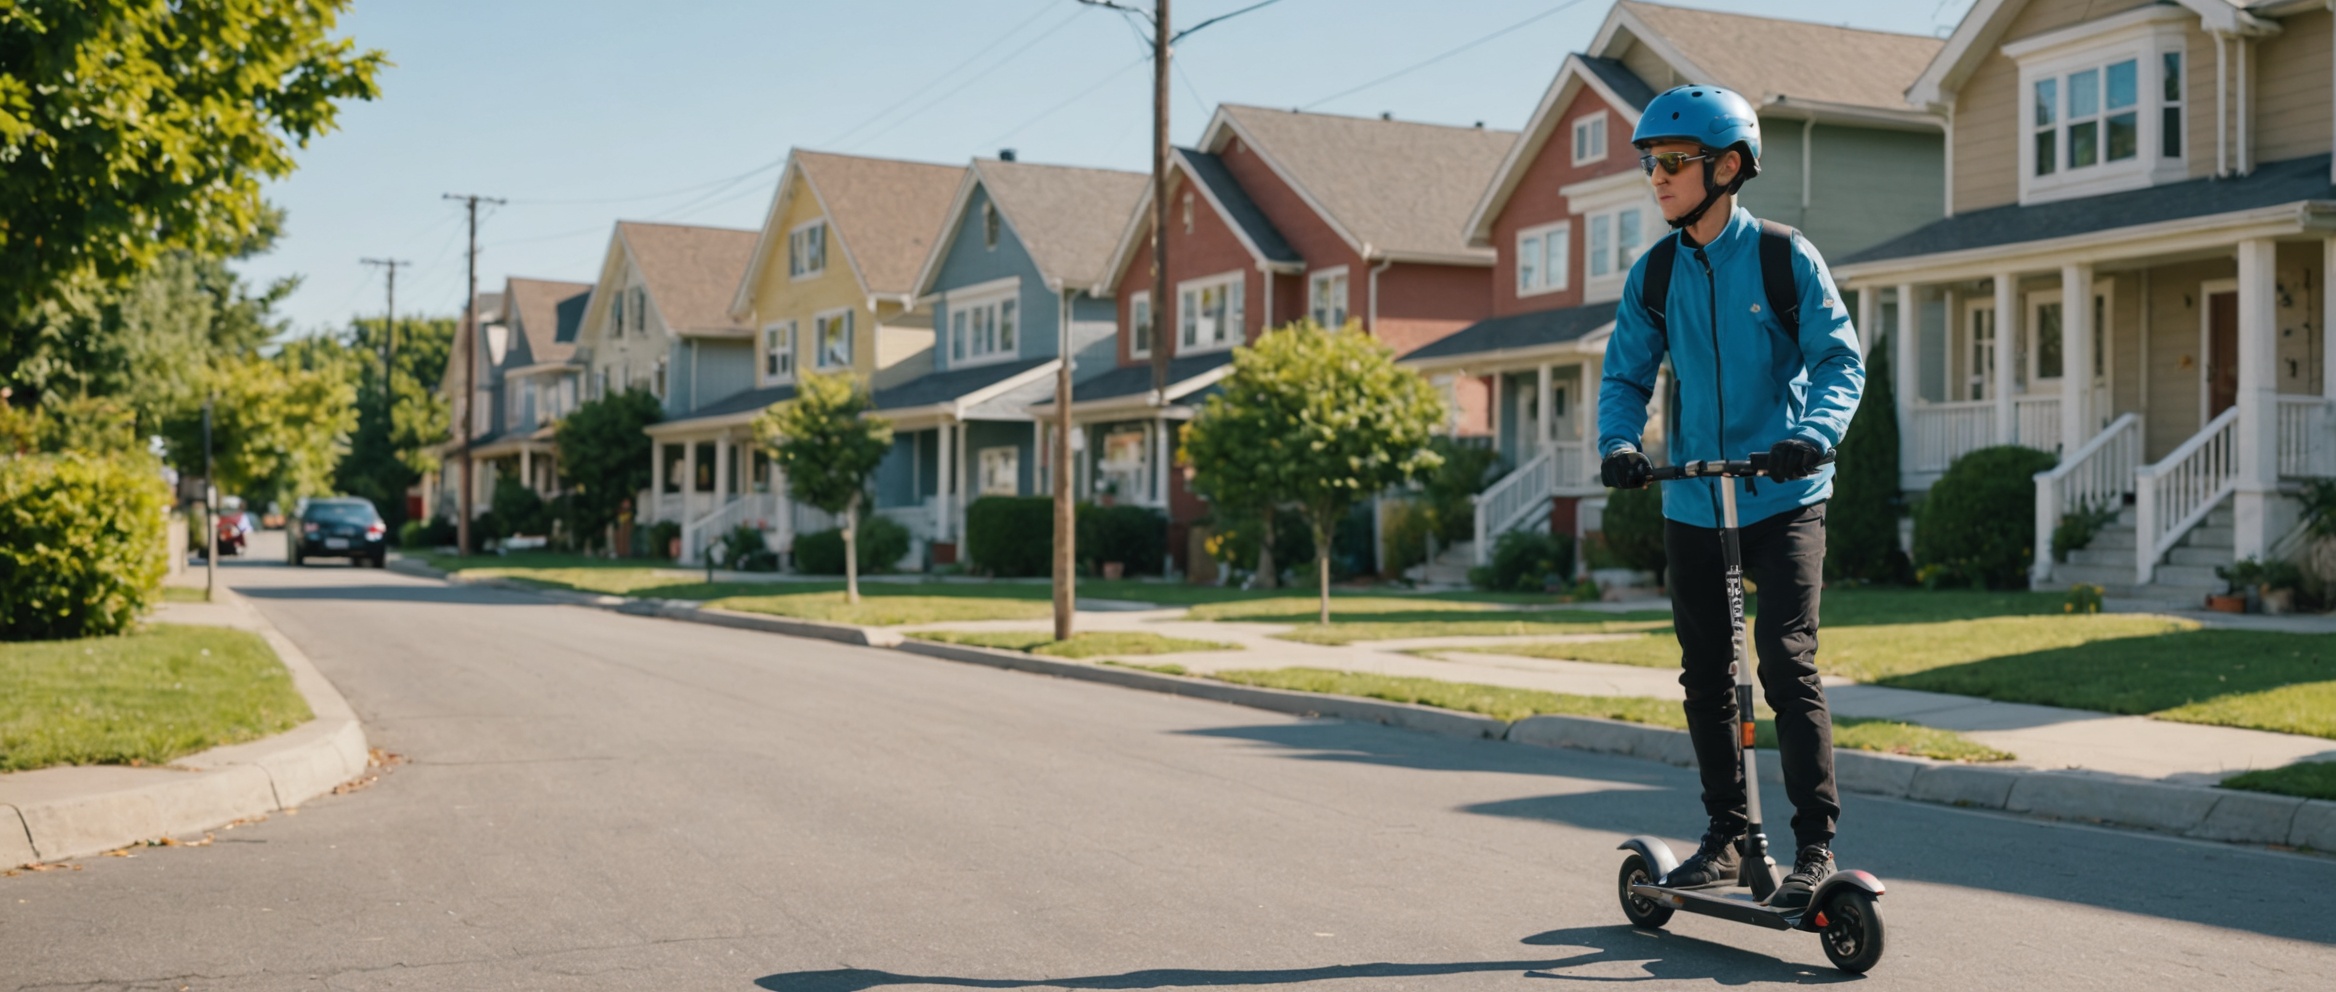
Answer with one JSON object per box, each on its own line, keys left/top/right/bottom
{"left": 1597, "top": 84, "right": 1866, "bottom": 910}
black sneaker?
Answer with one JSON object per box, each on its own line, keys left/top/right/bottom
{"left": 1661, "top": 831, "right": 1743, "bottom": 889}
{"left": 1770, "top": 846, "right": 1835, "bottom": 909}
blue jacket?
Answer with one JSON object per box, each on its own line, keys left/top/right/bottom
{"left": 1598, "top": 207, "right": 1865, "bottom": 529}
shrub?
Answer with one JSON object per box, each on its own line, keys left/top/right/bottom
{"left": 0, "top": 453, "right": 169, "bottom": 639}
{"left": 1080, "top": 503, "right": 1166, "bottom": 576}
{"left": 719, "top": 523, "right": 778, "bottom": 572}
{"left": 1420, "top": 438, "right": 1505, "bottom": 543}
{"left": 1599, "top": 484, "right": 1667, "bottom": 576}
{"left": 794, "top": 515, "right": 911, "bottom": 575}
{"left": 1469, "top": 530, "right": 1575, "bottom": 593}
{"left": 1825, "top": 330, "right": 1906, "bottom": 583}
{"left": 397, "top": 516, "right": 457, "bottom": 550}
{"left": 965, "top": 496, "right": 1052, "bottom": 577}
{"left": 490, "top": 474, "right": 550, "bottom": 537}
{"left": 1912, "top": 445, "right": 2058, "bottom": 590}
{"left": 2064, "top": 583, "right": 2104, "bottom": 614}
{"left": 2050, "top": 500, "right": 2119, "bottom": 563}
{"left": 1380, "top": 497, "right": 1433, "bottom": 576}
{"left": 1203, "top": 506, "right": 1314, "bottom": 587}
{"left": 644, "top": 519, "right": 681, "bottom": 559}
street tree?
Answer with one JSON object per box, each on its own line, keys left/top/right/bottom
{"left": 0, "top": 1, "right": 383, "bottom": 319}
{"left": 755, "top": 372, "right": 892, "bottom": 604}
{"left": 1183, "top": 322, "right": 1447, "bottom": 623}
{"left": 555, "top": 388, "right": 663, "bottom": 553}
{"left": 161, "top": 353, "right": 357, "bottom": 511}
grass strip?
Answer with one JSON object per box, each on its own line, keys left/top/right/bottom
{"left": 1101, "top": 660, "right": 1192, "bottom": 676}
{"left": 0, "top": 624, "right": 312, "bottom": 772}
{"left": 712, "top": 593, "right": 1054, "bottom": 626}
{"left": 911, "top": 630, "right": 1240, "bottom": 660}
{"left": 159, "top": 586, "right": 211, "bottom": 604}
{"left": 1206, "top": 667, "right": 2012, "bottom": 762}
{"left": 1274, "top": 613, "right": 1671, "bottom": 645}
{"left": 2221, "top": 761, "right": 2336, "bottom": 803}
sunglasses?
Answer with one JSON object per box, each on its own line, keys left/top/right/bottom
{"left": 1639, "top": 151, "right": 1711, "bottom": 176}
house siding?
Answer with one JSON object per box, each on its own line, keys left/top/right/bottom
{"left": 930, "top": 185, "right": 1061, "bottom": 372}
{"left": 743, "top": 167, "right": 907, "bottom": 389}
{"left": 1741, "top": 123, "right": 1942, "bottom": 260}
{"left": 1111, "top": 180, "right": 1262, "bottom": 366}
{"left": 2255, "top": 9, "right": 2334, "bottom": 166}
{"left": 1373, "top": 263, "right": 1492, "bottom": 357}
{"left": 1488, "top": 86, "right": 1636, "bottom": 317}
{"left": 1617, "top": 37, "right": 1675, "bottom": 90}
{"left": 1217, "top": 133, "right": 1365, "bottom": 283}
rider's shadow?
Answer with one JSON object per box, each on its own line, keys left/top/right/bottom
{"left": 1520, "top": 926, "right": 1859, "bottom": 986}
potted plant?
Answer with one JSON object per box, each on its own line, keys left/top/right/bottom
{"left": 2213, "top": 558, "right": 2271, "bottom": 613}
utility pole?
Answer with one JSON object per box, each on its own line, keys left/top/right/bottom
{"left": 203, "top": 396, "right": 216, "bottom": 601}
{"left": 443, "top": 194, "right": 504, "bottom": 556}
{"left": 360, "top": 257, "right": 410, "bottom": 461}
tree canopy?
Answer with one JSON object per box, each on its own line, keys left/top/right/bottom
{"left": 756, "top": 372, "right": 892, "bottom": 602}
{"left": 0, "top": 1, "right": 383, "bottom": 319}
{"left": 1182, "top": 322, "right": 1447, "bottom": 622}
{"left": 556, "top": 388, "right": 662, "bottom": 548}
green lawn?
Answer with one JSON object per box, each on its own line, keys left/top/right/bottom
{"left": 1208, "top": 667, "right": 2011, "bottom": 762}
{"left": 911, "top": 630, "right": 1239, "bottom": 659}
{"left": 2222, "top": 761, "right": 2336, "bottom": 803}
{"left": 0, "top": 624, "right": 312, "bottom": 772}
{"left": 1183, "top": 595, "right": 1669, "bottom": 645}
{"left": 159, "top": 585, "right": 211, "bottom": 604}
{"left": 715, "top": 592, "right": 1055, "bottom": 626}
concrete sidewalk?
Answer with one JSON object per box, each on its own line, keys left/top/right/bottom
{"left": 0, "top": 585, "right": 371, "bottom": 868}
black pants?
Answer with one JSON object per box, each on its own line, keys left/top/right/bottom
{"left": 1665, "top": 500, "right": 1838, "bottom": 851}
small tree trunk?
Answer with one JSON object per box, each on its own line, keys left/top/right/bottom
{"left": 1314, "top": 520, "right": 1334, "bottom": 625}
{"left": 843, "top": 494, "right": 861, "bottom": 605}
{"left": 1255, "top": 512, "right": 1278, "bottom": 589}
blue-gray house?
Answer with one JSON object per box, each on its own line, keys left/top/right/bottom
{"left": 874, "top": 155, "right": 1147, "bottom": 565}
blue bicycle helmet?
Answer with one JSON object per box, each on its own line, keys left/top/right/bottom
{"left": 1632, "top": 84, "right": 1762, "bottom": 230}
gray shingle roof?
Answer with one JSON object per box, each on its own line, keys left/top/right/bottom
{"left": 617, "top": 222, "right": 757, "bottom": 335}
{"left": 1618, "top": 1, "right": 1943, "bottom": 111}
{"left": 872, "top": 357, "right": 1053, "bottom": 411}
{"left": 1068, "top": 354, "right": 1233, "bottom": 404}
{"left": 503, "top": 278, "right": 591, "bottom": 366}
{"left": 795, "top": 151, "right": 966, "bottom": 296}
{"left": 1178, "top": 149, "right": 1299, "bottom": 264}
{"left": 1842, "top": 154, "right": 2335, "bottom": 265}
{"left": 1580, "top": 55, "right": 1657, "bottom": 112}
{"left": 663, "top": 382, "right": 798, "bottom": 425}
{"left": 1400, "top": 303, "right": 1616, "bottom": 363}
{"left": 1218, "top": 104, "right": 1516, "bottom": 261}
{"left": 975, "top": 159, "right": 1149, "bottom": 289}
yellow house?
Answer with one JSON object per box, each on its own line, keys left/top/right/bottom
{"left": 645, "top": 149, "right": 963, "bottom": 562}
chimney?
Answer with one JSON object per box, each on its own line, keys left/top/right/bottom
{"left": 998, "top": 148, "right": 1017, "bottom": 162}
{"left": 1380, "top": 112, "right": 1393, "bottom": 121}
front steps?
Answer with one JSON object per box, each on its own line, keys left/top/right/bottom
{"left": 1412, "top": 540, "right": 1477, "bottom": 587}
{"left": 2050, "top": 503, "right": 2233, "bottom": 605}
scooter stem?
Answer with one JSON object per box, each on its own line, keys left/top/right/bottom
{"left": 1718, "top": 475, "right": 1781, "bottom": 901}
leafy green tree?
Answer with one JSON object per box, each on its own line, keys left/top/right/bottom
{"left": 330, "top": 315, "right": 457, "bottom": 531}
{"left": 1826, "top": 331, "right": 1905, "bottom": 582}
{"left": 160, "top": 353, "right": 357, "bottom": 510}
{"left": 1183, "top": 322, "right": 1447, "bottom": 623}
{"left": 0, "top": 1, "right": 383, "bottom": 319}
{"left": 755, "top": 372, "right": 892, "bottom": 603}
{"left": 555, "top": 388, "right": 662, "bottom": 552}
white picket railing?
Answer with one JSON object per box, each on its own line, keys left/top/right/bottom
{"left": 2013, "top": 395, "right": 2062, "bottom": 453}
{"left": 2030, "top": 413, "right": 2140, "bottom": 585}
{"left": 2134, "top": 406, "right": 2241, "bottom": 585}
{"left": 1549, "top": 440, "right": 1589, "bottom": 491}
{"left": 1908, "top": 401, "right": 1995, "bottom": 473}
{"left": 1473, "top": 450, "right": 1554, "bottom": 564}
{"left": 682, "top": 491, "right": 786, "bottom": 565}
{"left": 2277, "top": 395, "right": 2336, "bottom": 478}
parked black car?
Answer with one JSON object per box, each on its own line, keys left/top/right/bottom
{"left": 290, "top": 497, "right": 388, "bottom": 567}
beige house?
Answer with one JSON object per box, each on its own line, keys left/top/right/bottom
{"left": 1833, "top": 0, "right": 2335, "bottom": 600}
{"left": 573, "top": 221, "right": 760, "bottom": 415}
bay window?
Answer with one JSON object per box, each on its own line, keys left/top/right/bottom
{"left": 2010, "top": 8, "right": 2187, "bottom": 204}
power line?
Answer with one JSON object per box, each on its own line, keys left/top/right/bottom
{"left": 1303, "top": 0, "right": 1591, "bottom": 111}
{"left": 819, "top": 0, "right": 1064, "bottom": 149}
{"left": 978, "top": 52, "right": 1151, "bottom": 149}
{"left": 840, "top": 4, "right": 1091, "bottom": 153}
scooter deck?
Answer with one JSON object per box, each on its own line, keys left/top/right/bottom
{"left": 1631, "top": 883, "right": 1805, "bottom": 931}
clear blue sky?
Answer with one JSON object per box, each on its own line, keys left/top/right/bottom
{"left": 247, "top": 0, "right": 1977, "bottom": 335}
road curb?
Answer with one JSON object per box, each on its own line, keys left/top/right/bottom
{"left": 3, "top": 588, "right": 370, "bottom": 867}
{"left": 385, "top": 559, "right": 2332, "bottom": 855}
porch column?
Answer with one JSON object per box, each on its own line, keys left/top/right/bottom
{"left": 1584, "top": 354, "right": 1604, "bottom": 473}
{"left": 1154, "top": 413, "right": 1171, "bottom": 507}
{"left": 649, "top": 441, "right": 666, "bottom": 521}
{"left": 519, "top": 447, "right": 533, "bottom": 494}
{"left": 954, "top": 420, "right": 970, "bottom": 540}
{"left": 2233, "top": 238, "right": 2282, "bottom": 559}
{"left": 935, "top": 420, "right": 954, "bottom": 543}
{"left": 681, "top": 440, "right": 698, "bottom": 521}
{"left": 1536, "top": 363, "right": 1554, "bottom": 455}
{"left": 1893, "top": 283, "right": 1917, "bottom": 473}
{"left": 2324, "top": 238, "right": 2336, "bottom": 402}
{"left": 2061, "top": 263, "right": 2094, "bottom": 452}
{"left": 1856, "top": 286, "right": 1880, "bottom": 362}
{"left": 1993, "top": 272, "right": 2019, "bottom": 446}
{"left": 714, "top": 435, "right": 733, "bottom": 509}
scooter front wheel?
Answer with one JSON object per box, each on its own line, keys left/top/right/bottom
{"left": 1617, "top": 853, "right": 1674, "bottom": 929}
{"left": 1816, "top": 888, "right": 1884, "bottom": 973}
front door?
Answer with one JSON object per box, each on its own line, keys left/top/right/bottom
{"left": 2207, "top": 291, "right": 2239, "bottom": 417}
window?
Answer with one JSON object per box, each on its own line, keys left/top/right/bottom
{"left": 630, "top": 287, "right": 648, "bottom": 334}
{"left": 1179, "top": 273, "right": 1243, "bottom": 353}
{"left": 982, "top": 203, "right": 1000, "bottom": 250}
{"left": 2160, "top": 51, "right": 2183, "bottom": 159}
{"left": 1309, "top": 268, "right": 1349, "bottom": 329}
{"left": 660, "top": 443, "right": 683, "bottom": 493}
{"left": 1515, "top": 220, "right": 1571, "bottom": 297}
{"left": 2008, "top": 10, "right": 2189, "bottom": 203}
{"left": 1097, "top": 427, "right": 1149, "bottom": 503}
{"left": 1586, "top": 207, "right": 1644, "bottom": 281}
{"left": 520, "top": 377, "right": 537, "bottom": 426}
{"left": 763, "top": 321, "right": 795, "bottom": 382}
{"left": 1128, "top": 292, "right": 1154, "bottom": 359}
{"left": 1181, "top": 192, "right": 1194, "bottom": 234}
{"left": 948, "top": 294, "right": 1019, "bottom": 364}
{"left": 1571, "top": 112, "right": 1607, "bottom": 165}
{"left": 815, "top": 309, "right": 852, "bottom": 368}
{"left": 978, "top": 447, "right": 1019, "bottom": 497}
{"left": 653, "top": 357, "right": 667, "bottom": 400}
{"left": 789, "top": 222, "right": 827, "bottom": 279}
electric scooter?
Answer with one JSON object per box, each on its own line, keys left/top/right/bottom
{"left": 1613, "top": 451, "right": 1888, "bottom": 974}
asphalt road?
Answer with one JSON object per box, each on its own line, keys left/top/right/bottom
{"left": 5, "top": 537, "right": 2334, "bottom": 991}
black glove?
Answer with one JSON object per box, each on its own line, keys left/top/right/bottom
{"left": 1767, "top": 437, "right": 1824, "bottom": 481}
{"left": 1601, "top": 447, "right": 1652, "bottom": 490}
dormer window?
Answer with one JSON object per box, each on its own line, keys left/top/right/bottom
{"left": 982, "top": 203, "right": 1001, "bottom": 250}
{"left": 2007, "top": 6, "right": 2187, "bottom": 204}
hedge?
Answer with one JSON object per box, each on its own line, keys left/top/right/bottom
{"left": 794, "top": 515, "right": 912, "bottom": 575}
{"left": 1913, "top": 445, "right": 2058, "bottom": 590}
{"left": 0, "top": 453, "right": 169, "bottom": 640}
{"left": 964, "top": 497, "right": 1168, "bottom": 578}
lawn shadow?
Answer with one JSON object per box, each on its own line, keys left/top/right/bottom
{"left": 234, "top": 583, "right": 563, "bottom": 606}
{"left": 1181, "top": 719, "right": 2336, "bottom": 947}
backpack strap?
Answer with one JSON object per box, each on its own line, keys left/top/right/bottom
{"left": 1639, "top": 232, "right": 1681, "bottom": 338}
{"left": 1756, "top": 219, "right": 1802, "bottom": 342}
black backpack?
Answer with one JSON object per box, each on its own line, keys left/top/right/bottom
{"left": 1637, "top": 219, "right": 1805, "bottom": 455}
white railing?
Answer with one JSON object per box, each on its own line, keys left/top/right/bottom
{"left": 653, "top": 492, "right": 686, "bottom": 525}
{"left": 2277, "top": 395, "right": 2335, "bottom": 478}
{"left": 2134, "top": 406, "right": 2241, "bottom": 585}
{"left": 1909, "top": 401, "right": 1995, "bottom": 473}
{"left": 2013, "top": 395, "right": 2062, "bottom": 453}
{"left": 2030, "top": 413, "right": 2141, "bottom": 585}
{"left": 1550, "top": 440, "right": 1589, "bottom": 491}
{"left": 682, "top": 492, "right": 786, "bottom": 565}
{"left": 1473, "top": 449, "right": 1557, "bottom": 565}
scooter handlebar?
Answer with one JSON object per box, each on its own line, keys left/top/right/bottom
{"left": 1644, "top": 449, "right": 1836, "bottom": 482}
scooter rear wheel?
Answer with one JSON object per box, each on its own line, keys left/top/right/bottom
{"left": 1816, "top": 888, "right": 1884, "bottom": 973}
{"left": 1617, "top": 854, "right": 1674, "bottom": 929}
